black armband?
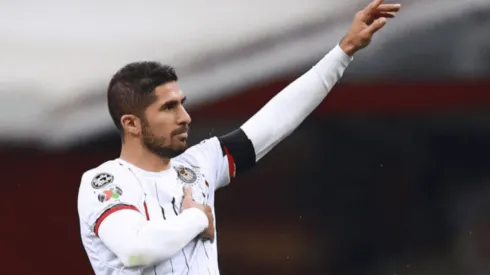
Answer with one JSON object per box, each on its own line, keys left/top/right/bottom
{"left": 218, "top": 128, "right": 256, "bottom": 177}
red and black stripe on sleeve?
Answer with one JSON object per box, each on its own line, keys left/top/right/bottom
{"left": 94, "top": 204, "right": 141, "bottom": 236}
{"left": 218, "top": 128, "right": 256, "bottom": 179}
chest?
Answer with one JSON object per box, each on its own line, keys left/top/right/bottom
{"left": 139, "top": 165, "right": 212, "bottom": 221}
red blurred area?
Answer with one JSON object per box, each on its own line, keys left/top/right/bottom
{"left": 196, "top": 79, "right": 490, "bottom": 117}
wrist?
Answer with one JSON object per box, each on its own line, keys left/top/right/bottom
{"left": 339, "top": 37, "right": 358, "bottom": 56}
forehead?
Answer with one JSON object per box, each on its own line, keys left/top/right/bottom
{"left": 152, "top": 81, "right": 184, "bottom": 102}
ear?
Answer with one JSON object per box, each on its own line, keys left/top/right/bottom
{"left": 120, "top": 114, "right": 141, "bottom": 136}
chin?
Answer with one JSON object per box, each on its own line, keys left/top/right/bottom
{"left": 176, "top": 143, "right": 189, "bottom": 153}
{"left": 170, "top": 141, "right": 188, "bottom": 154}
{"left": 174, "top": 137, "right": 188, "bottom": 149}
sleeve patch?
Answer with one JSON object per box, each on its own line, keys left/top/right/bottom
{"left": 97, "top": 186, "right": 123, "bottom": 203}
{"left": 91, "top": 173, "right": 114, "bottom": 189}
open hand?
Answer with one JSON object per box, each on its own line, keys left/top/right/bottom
{"left": 340, "top": 0, "right": 401, "bottom": 56}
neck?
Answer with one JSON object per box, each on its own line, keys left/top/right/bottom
{"left": 119, "top": 140, "right": 171, "bottom": 172}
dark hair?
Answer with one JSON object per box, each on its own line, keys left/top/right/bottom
{"left": 107, "top": 62, "right": 178, "bottom": 132}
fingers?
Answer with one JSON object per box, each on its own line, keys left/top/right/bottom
{"left": 363, "top": 17, "right": 387, "bottom": 36}
{"left": 372, "top": 11, "right": 396, "bottom": 19}
{"left": 364, "top": 0, "right": 384, "bottom": 14}
{"left": 367, "top": 4, "right": 400, "bottom": 27}
{"left": 375, "top": 3, "right": 401, "bottom": 12}
{"left": 362, "top": 2, "right": 401, "bottom": 21}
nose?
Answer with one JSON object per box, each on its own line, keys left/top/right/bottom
{"left": 178, "top": 106, "right": 192, "bottom": 125}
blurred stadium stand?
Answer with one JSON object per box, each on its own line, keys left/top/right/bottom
{"left": 1, "top": 1, "right": 490, "bottom": 274}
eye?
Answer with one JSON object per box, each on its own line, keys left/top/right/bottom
{"left": 160, "top": 101, "right": 178, "bottom": 111}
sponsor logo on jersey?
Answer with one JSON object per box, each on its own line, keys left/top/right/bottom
{"left": 97, "top": 186, "right": 123, "bottom": 203}
{"left": 91, "top": 173, "right": 114, "bottom": 189}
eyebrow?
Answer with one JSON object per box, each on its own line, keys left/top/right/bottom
{"left": 160, "top": 96, "right": 187, "bottom": 110}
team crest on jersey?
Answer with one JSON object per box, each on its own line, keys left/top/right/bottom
{"left": 97, "top": 186, "right": 123, "bottom": 203}
{"left": 175, "top": 166, "right": 197, "bottom": 183}
{"left": 91, "top": 173, "right": 114, "bottom": 189}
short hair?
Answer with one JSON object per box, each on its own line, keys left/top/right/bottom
{"left": 107, "top": 62, "right": 178, "bottom": 132}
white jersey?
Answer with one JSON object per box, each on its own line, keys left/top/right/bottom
{"left": 77, "top": 45, "right": 351, "bottom": 275}
{"left": 78, "top": 137, "right": 233, "bottom": 275}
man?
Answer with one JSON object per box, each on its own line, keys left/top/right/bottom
{"left": 77, "top": 1, "right": 401, "bottom": 274}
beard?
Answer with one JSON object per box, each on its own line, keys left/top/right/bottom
{"left": 141, "top": 120, "right": 188, "bottom": 159}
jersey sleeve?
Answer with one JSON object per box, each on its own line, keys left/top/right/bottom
{"left": 240, "top": 45, "right": 352, "bottom": 162}
{"left": 176, "top": 129, "right": 256, "bottom": 190}
{"left": 77, "top": 162, "right": 146, "bottom": 236}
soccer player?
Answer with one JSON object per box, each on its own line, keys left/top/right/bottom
{"left": 77, "top": 1, "right": 400, "bottom": 274}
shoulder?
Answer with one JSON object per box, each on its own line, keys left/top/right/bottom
{"left": 80, "top": 160, "right": 127, "bottom": 190}
{"left": 174, "top": 137, "right": 222, "bottom": 165}
{"left": 77, "top": 160, "right": 143, "bottom": 221}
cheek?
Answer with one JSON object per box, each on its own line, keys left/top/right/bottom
{"left": 150, "top": 114, "right": 174, "bottom": 137}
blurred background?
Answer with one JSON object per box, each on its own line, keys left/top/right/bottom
{"left": 1, "top": 0, "right": 490, "bottom": 274}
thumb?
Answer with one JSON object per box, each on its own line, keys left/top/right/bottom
{"left": 364, "top": 17, "right": 387, "bottom": 36}
{"left": 183, "top": 185, "right": 193, "bottom": 200}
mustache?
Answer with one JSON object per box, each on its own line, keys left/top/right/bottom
{"left": 172, "top": 125, "right": 189, "bottom": 136}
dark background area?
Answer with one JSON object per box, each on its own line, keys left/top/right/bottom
{"left": 3, "top": 79, "right": 490, "bottom": 275}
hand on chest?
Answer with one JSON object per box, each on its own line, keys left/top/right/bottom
{"left": 143, "top": 165, "right": 211, "bottom": 219}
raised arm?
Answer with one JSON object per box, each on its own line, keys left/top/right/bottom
{"left": 241, "top": 45, "right": 351, "bottom": 161}
{"left": 240, "top": 0, "right": 401, "bottom": 161}
{"left": 179, "top": 0, "right": 401, "bottom": 188}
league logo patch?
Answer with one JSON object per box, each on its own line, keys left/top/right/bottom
{"left": 98, "top": 186, "right": 123, "bottom": 203}
{"left": 91, "top": 173, "right": 114, "bottom": 189}
{"left": 175, "top": 166, "right": 197, "bottom": 184}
